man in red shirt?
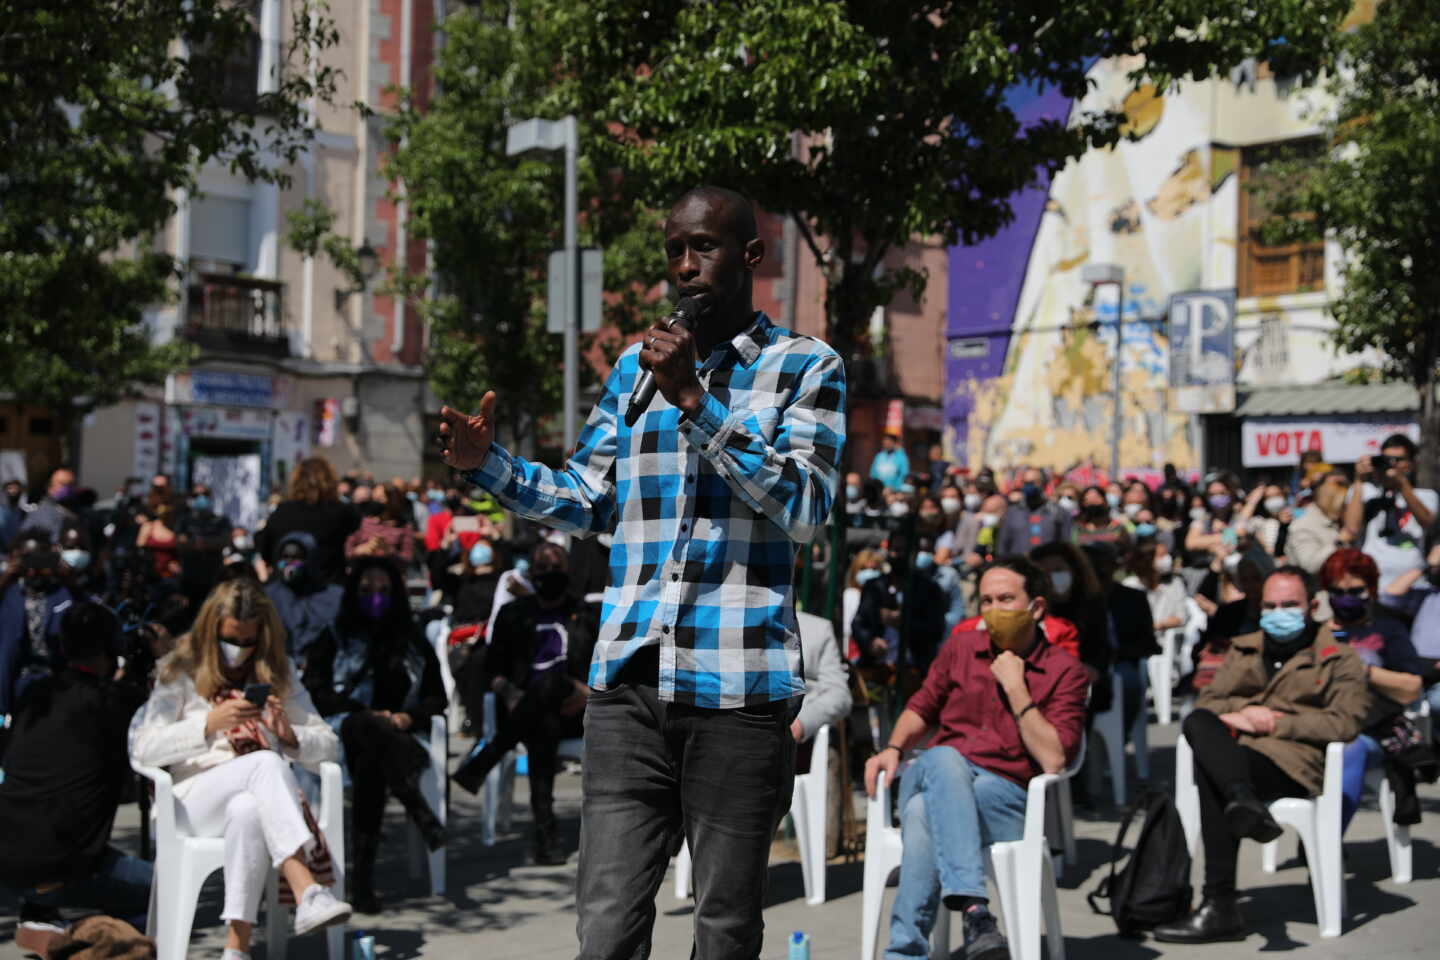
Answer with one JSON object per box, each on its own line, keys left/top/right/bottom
{"left": 865, "top": 558, "right": 1087, "bottom": 960}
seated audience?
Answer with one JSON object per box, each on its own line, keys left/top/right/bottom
{"left": 264, "top": 532, "right": 344, "bottom": 663}
{"left": 1380, "top": 539, "right": 1440, "bottom": 715}
{"left": 451, "top": 543, "right": 597, "bottom": 866}
{"left": 254, "top": 457, "right": 360, "bottom": 585}
{"left": 344, "top": 482, "right": 415, "bottom": 564}
{"left": 0, "top": 536, "right": 76, "bottom": 746}
{"left": 0, "top": 602, "right": 151, "bottom": 955}
{"left": 864, "top": 559, "right": 1087, "bottom": 960}
{"left": 131, "top": 579, "right": 351, "bottom": 960}
{"left": 1155, "top": 567, "right": 1368, "bottom": 944}
{"left": 303, "top": 557, "right": 446, "bottom": 913}
{"left": 1084, "top": 543, "right": 1159, "bottom": 732}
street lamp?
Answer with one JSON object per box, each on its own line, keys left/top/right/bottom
{"left": 507, "top": 115, "right": 580, "bottom": 451}
{"left": 1082, "top": 262, "right": 1126, "bottom": 483}
{"left": 333, "top": 238, "right": 380, "bottom": 311}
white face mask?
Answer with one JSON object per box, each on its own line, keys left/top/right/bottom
{"left": 1058, "top": 496, "right": 1077, "bottom": 514}
{"left": 219, "top": 641, "right": 255, "bottom": 668}
{"left": 1155, "top": 553, "right": 1174, "bottom": 575}
{"left": 1049, "top": 569, "right": 1074, "bottom": 596}
{"left": 1223, "top": 552, "right": 1242, "bottom": 572}
{"left": 979, "top": 512, "right": 1000, "bottom": 529}
{"left": 1123, "top": 502, "right": 1143, "bottom": 519}
{"left": 1189, "top": 507, "right": 1209, "bottom": 524}
{"left": 888, "top": 501, "right": 911, "bottom": 518}
{"left": 1264, "top": 496, "right": 1287, "bottom": 514}
{"left": 964, "top": 493, "right": 982, "bottom": 511}
{"left": 940, "top": 498, "right": 962, "bottom": 515}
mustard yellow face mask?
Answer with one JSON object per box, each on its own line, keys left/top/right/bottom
{"left": 982, "top": 605, "right": 1038, "bottom": 653}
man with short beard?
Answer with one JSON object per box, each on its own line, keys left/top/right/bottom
{"left": 865, "top": 559, "right": 1087, "bottom": 960}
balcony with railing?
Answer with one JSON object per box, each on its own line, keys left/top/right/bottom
{"left": 184, "top": 274, "right": 289, "bottom": 357}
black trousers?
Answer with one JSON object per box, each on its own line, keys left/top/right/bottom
{"left": 340, "top": 711, "right": 432, "bottom": 863}
{"left": 575, "top": 665, "right": 795, "bottom": 960}
{"left": 1184, "top": 709, "right": 1307, "bottom": 897}
{"left": 483, "top": 669, "right": 582, "bottom": 834}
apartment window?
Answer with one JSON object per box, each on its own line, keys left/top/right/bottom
{"left": 189, "top": 1, "right": 261, "bottom": 113}
{"left": 29, "top": 418, "right": 54, "bottom": 436}
{"left": 1237, "top": 139, "right": 1325, "bottom": 298}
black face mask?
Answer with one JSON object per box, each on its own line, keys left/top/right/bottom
{"left": 535, "top": 570, "right": 570, "bottom": 603}
{"left": 1084, "top": 503, "right": 1109, "bottom": 522}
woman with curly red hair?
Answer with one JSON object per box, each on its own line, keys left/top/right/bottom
{"left": 1318, "top": 548, "right": 1430, "bottom": 828}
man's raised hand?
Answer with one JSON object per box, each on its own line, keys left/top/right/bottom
{"left": 438, "top": 392, "right": 497, "bottom": 471}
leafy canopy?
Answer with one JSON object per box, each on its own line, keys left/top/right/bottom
{"left": 0, "top": 0, "right": 338, "bottom": 422}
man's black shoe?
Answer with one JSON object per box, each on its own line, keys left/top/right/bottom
{"left": 531, "top": 827, "right": 568, "bottom": 866}
{"left": 961, "top": 905, "right": 1009, "bottom": 960}
{"left": 1223, "top": 785, "right": 1282, "bottom": 843}
{"left": 1153, "top": 896, "right": 1248, "bottom": 943}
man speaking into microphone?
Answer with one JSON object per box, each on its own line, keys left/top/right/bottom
{"left": 438, "top": 185, "right": 845, "bottom": 959}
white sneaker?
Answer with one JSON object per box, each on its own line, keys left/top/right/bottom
{"left": 293, "top": 884, "right": 352, "bottom": 936}
{"left": 222, "top": 950, "right": 251, "bottom": 960}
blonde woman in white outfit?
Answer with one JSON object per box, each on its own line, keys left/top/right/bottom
{"left": 132, "top": 579, "right": 350, "bottom": 960}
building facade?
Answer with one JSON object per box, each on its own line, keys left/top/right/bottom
{"left": 78, "top": 0, "right": 441, "bottom": 527}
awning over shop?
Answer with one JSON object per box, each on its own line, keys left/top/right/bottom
{"left": 1234, "top": 381, "right": 1419, "bottom": 418}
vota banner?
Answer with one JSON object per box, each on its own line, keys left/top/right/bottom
{"left": 1241, "top": 419, "right": 1419, "bottom": 467}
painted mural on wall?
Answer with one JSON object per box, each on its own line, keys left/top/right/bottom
{"left": 944, "top": 57, "right": 1345, "bottom": 478}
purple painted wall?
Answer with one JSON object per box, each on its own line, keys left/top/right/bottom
{"left": 945, "top": 85, "right": 1076, "bottom": 461}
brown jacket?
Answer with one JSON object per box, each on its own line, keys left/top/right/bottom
{"left": 1196, "top": 627, "right": 1370, "bottom": 795}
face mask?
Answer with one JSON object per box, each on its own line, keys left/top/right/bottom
{"left": 536, "top": 570, "right": 570, "bottom": 602}
{"left": 1106, "top": 492, "right": 1121, "bottom": 509}
{"left": 1223, "top": 552, "right": 1242, "bottom": 572}
{"left": 219, "top": 640, "right": 255, "bottom": 668}
{"left": 914, "top": 551, "right": 935, "bottom": 571}
{"left": 406, "top": 491, "right": 419, "bottom": 502}
{"left": 52, "top": 484, "right": 74, "bottom": 503}
{"left": 61, "top": 548, "right": 90, "bottom": 571}
{"left": 1123, "top": 502, "right": 1143, "bottom": 519}
{"left": 1084, "top": 503, "right": 1109, "bottom": 521}
{"left": 361, "top": 591, "right": 391, "bottom": 620}
{"left": 1208, "top": 493, "right": 1232, "bottom": 512}
{"left": 963, "top": 493, "right": 982, "bottom": 512}
{"left": 279, "top": 558, "right": 306, "bottom": 585}
{"left": 919, "top": 510, "right": 941, "bottom": 525}
{"left": 1049, "top": 569, "right": 1073, "bottom": 596}
{"left": 1189, "top": 507, "right": 1209, "bottom": 524}
{"left": 1135, "top": 522, "right": 1157, "bottom": 538}
{"left": 846, "top": 484, "right": 861, "bottom": 500}
{"left": 1264, "top": 496, "right": 1287, "bottom": 515}
{"left": 888, "top": 501, "right": 910, "bottom": 518}
{"left": 983, "top": 605, "right": 1037, "bottom": 653}
{"left": 1259, "top": 607, "right": 1307, "bottom": 642}
{"left": 941, "top": 498, "right": 961, "bottom": 515}
{"left": 514, "top": 557, "right": 531, "bottom": 576}
{"left": 855, "top": 568, "right": 882, "bottom": 586}
{"left": 1329, "top": 592, "right": 1369, "bottom": 623}
{"left": 191, "top": 495, "right": 212, "bottom": 512}
{"left": 1154, "top": 553, "right": 1174, "bottom": 575}
{"left": 1022, "top": 483, "right": 1043, "bottom": 508}
{"left": 1058, "top": 496, "right": 1077, "bottom": 514}
{"left": 426, "top": 489, "right": 444, "bottom": 502}
{"left": 979, "top": 512, "right": 1000, "bottom": 529}
{"left": 469, "top": 542, "right": 494, "bottom": 567}
{"left": 232, "top": 534, "right": 251, "bottom": 551}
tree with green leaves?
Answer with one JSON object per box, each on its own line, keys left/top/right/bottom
{"left": 1262, "top": 0, "right": 1440, "bottom": 486}
{"left": 380, "top": 4, "right": 669, "bottom": 454}
{"left": 0, "top": 0, "right": 338, "bottom": 457}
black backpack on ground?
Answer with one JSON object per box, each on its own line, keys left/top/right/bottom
{"left": 1087, "top": 788, "right": 1192, "bottom": 936}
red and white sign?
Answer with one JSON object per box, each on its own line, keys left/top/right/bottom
{"left": 1241, "top": 419, "right": 1418, "bottom": 467}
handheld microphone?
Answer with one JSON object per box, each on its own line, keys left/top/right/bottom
{"left": 624, "top": 295, "right": 708, "bottom": 427}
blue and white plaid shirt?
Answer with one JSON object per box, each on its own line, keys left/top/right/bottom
{"left": 463, "top": 312, "right": 846, "bottom": 707}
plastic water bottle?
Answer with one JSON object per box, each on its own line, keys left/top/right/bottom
{"left": 788, "top": 930, "right": 811, "bottom": 960}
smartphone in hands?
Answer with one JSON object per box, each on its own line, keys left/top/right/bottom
{"left": 243, "top": 683, "right": 272, "bottom": 708}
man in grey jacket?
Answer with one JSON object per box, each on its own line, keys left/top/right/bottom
{"left": 793, "top": 611, "right": 853, "bottom": 743}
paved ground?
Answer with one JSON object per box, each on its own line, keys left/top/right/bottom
{"left": 3, "top": 721, "right": 1438, "bottom": 959}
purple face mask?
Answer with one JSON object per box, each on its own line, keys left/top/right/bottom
{"left": 360, "top": 591, "right": 391, "bottom": 620}
{"left": 1329, "top": 592, "right": 1368, "bottom": 623}
{"left": 1208, "top": 493, "right": 1232, "bottom": 512}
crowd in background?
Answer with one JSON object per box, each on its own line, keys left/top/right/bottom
{"left": 1, "top": 430, "right": 1438, "bottom": 953}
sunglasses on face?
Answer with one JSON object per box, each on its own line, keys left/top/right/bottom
{"left": 1329, "top": 586, "right": 1369, "bottom": 598}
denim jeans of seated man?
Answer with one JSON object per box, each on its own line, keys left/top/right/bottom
{"left": 16, "top": 845, "right": 153, "bottom": 932}
{"left": 885, "top": 745, "right": 1027, "bottom": 959}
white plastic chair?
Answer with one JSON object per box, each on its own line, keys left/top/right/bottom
{"left": 1175, "top": 734, "right": 1346, "bottom": 937}
{"left": 405, "top": 715, "right": 448, "bottom": 894}
{"left": 674, "top": 723, "right": 834, "bottom": 904}
{"left": 430, "top": 615, "right": 462, "bottom": 731}
{"left": 479, "top": 691, "right": 583, "bottom": 846}
{"left": 1089, "top": 667, "right": 1148, "bottom": 806}
{"left": 129, "top": 714, "right": 347, "bottom": 960}
{"left": 1373, "top": 771, "right": 1412, "bottom": 884}
{"left": 1147, "top": 629, "right": 1180, "bottom": 725}
{"left": 860, "top": 754, "right": 1074, "bottom": 960}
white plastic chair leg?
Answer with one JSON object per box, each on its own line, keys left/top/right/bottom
{"left": 1175, "top": 735, "right": 1200, "bottom": 858}
{"left": 1378, "top": 777, "right": 1412, "bottom": 883}
{"left": 791, "top": 724, "right": 830, "bottom": 905}
{"left": 154, "top": 851, "right": 207, "bottom": 960}
{"left": 1261, "top": 839, "right": 1280, "bottom": 873}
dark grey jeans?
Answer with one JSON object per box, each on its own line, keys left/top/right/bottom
{"left": 575, "top": 681, "right": 795, "bottom": 960}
